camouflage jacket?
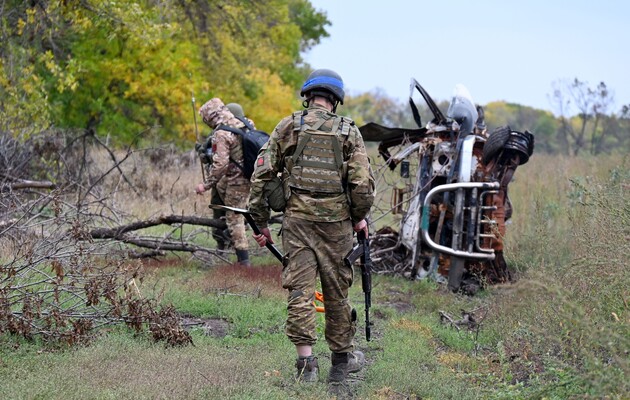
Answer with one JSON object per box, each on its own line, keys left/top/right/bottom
{"left": 203, "top": 121, "right": 250, "bottom": 189}
{"left": 249, "top": 104, "right": 375, "bottom": 228}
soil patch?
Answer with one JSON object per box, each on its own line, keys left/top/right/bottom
{"left": 180, "top": 315, "right": 231, "bottom": 338}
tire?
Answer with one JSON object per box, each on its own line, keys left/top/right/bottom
{"left": 482, "top": 125, "right": 511, "bottom": 164}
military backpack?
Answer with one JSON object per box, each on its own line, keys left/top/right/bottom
{"left": 217, "top": 118, "right": 269, "bottom": 180}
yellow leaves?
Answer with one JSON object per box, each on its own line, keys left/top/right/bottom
{"left": 26, "top": 7, "right": 36, "bottom": 24}
{"left": 0, "top": 59, "right": 50, "bottom": 134}
{"left": 3, "top": 0, "right": 326, "bottom": 143}
{"left": 241, "top": 68, "right": 298, "bottom": 133}
{"left": 38, "top": 51, "right": 78, "bottom": 94}
{"left": 16, "top": 18, "right": 26, "bottom": 36}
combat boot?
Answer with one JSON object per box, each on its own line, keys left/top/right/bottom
{"left": 235, "top": 249, "right": 250, "bottom": 267}
{"left": 348, "top": 350, "right": 365, "bottom": 373}
{"left": 327, "top": 352, "right": 349, "bottom": 383}
{"left": 295, "top": 355, "right": 318, "bottom": 382}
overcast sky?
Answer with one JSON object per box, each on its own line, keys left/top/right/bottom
{"left": 304, "top": 0, "right": 629, "bottom": 115}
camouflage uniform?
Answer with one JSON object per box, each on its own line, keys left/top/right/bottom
{"left": 199, "top": 98, "right": 250, "bottom": 252}
{"left": 249, "top": 104, "right": 375, "bottom": 353}
{"left": 209, "top": 103, "right": 256, "bottom": 250}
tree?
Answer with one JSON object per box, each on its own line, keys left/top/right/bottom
{"left": 341, "top": 89, "right": 417, "bottom": 128}
{"left": 0, "top": 0, "right": 331, "bottom": 143}
{"left": 549, "top": 78, "right": 614, "bottom": 156}
{"left": 484, "top": 102, "right": 558, "bottom": 154}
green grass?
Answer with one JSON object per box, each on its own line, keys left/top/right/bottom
{"left": 1, "top": 154, "right": 628, "bottom": 399}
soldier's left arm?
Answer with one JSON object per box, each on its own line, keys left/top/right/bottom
{"left": 346, "top": 126, "right": 376, "bottom": 223}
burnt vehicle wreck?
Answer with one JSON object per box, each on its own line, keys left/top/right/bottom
{"left": 360, "top": 80, "right": 534, "bottom": 294}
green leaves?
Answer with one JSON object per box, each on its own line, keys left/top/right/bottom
{"left": 1, "top": 0, "right": 330, "bottom": 143}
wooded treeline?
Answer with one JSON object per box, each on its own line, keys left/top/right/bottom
{"left": 342, "top": 79, "right": 630, "bottom": 156}
{"left": 1, "top": 0, "right": 329, "bottom": 143}
{"left": 1, "top": 1, "right": 628, "bottom": 155}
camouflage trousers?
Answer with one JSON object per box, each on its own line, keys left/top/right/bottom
{"left": 215, "top": 179, "right": 249, "bottom": 251}
{"left": 281, "top": 216, "right": 356, "bottom": 353}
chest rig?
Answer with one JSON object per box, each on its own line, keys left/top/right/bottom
{"left": 285, "top": 110, "right": 351, "bottom": 194}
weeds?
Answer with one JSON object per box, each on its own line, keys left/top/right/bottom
{"left": 1, "top": 136, "right": 627, "bottom": 399}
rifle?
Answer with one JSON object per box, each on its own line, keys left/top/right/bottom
{"left": 208, "top": 205, "right": 283, "bottom": 262}
{"left": 192, "top": 91, "right": 206, "bottom": 181}
{"left": 344, "top": 229, "right": 372, "bottom": 341}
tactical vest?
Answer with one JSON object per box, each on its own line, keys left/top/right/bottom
{"left": 286, "top": 110, "right": 351, "bottom": 195}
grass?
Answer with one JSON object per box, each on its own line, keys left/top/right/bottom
{"left": 1, "top": 152, "right": 628, "bottom": 399}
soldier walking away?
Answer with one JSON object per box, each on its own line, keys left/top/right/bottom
{"left": 248, "top": 69, "right": 375, "bottom": 389}
{"left": 207, "top": 102, "right": 256, "bottom": 251}
{"left": 195, "top": 98, "right": 252, "bottom": 267}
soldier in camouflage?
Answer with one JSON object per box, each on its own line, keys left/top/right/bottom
{"left": 195, "top": 98, "right": 251, "bottom": 266}
{"left": 208, "top": 102, "right": 256, "bottom": 251}
{"left": 248, "top": 69, "right": 375, "bottom": 386}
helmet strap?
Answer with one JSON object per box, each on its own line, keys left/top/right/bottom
{"left": 305, "top": 92, "right": 338, "bottom": 112}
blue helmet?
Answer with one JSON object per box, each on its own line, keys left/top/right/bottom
{"left": 300, "top": 69, "right": 345, "bottom": 104}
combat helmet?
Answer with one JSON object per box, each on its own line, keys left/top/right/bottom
{"left": 226, "top": 103, "right": 245, "bottom": 119}
{"left": 300, "top": 69, "right": 345, "bottom": 105}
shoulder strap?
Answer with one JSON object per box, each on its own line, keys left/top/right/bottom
{"left": 292, "top": 110, "right": 308, "bottom": 132}
{"left": 292, "top": 133, "right": 312, "bottom": 166}
{"left": 217, "top": 125, "right": 245, "bottom": 171}
{"left": 217, "top": 124, "right": 245, "bottom": 136}
{"left": 234, "top": 116, "right": 254, "bottom": 131}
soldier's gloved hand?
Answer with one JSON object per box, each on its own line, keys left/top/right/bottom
{"left": 353, "top": 219, "right": 369, "bottom": 238}
{"left": 195, "top": 183, "right": 206, "bottom": 195}
{"left": 254, "top": 227, "right": 273, "bottom": 247}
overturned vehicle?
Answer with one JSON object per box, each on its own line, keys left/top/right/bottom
{"left": 360, "top": 80, "right": 534, "bottom": 294}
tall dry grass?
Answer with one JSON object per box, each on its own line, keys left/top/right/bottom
{"left": 487, "top": 153, "right": 629, "bottom": 397}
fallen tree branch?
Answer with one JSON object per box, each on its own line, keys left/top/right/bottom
{"left": 439, "top": 308, "right": 485, "bottom": 331}
{"left": 0, "top": 174, "right": 56, "bottom": 191}
{"left": 90, "top": 215, "right": 227, "bottom": 239}
{"left": 114, "top": 236, "right": 218, "bottom": 254}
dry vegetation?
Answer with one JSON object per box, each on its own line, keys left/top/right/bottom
{"left": 1, "top": 130, "right": 628, "bottom": 398}
{"left": 0, "top": 131, "right": 232, "bottom": 345}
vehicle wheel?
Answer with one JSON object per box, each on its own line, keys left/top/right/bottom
{"left": 482, "top": 125, "right": 511, "bottom": 164}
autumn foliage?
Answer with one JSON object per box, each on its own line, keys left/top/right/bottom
{"left": 0, "top": 0, "right": 330, "bottom": 143}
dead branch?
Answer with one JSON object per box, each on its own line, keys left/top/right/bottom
{"left": 0, "top": 129, "right": 206, "bottom": 346}
{"left": 8, "top": 180, "right": 56, "bottom": 190}
{"left": 111, "top": 236, "right": 219, "bottom": 254}
{"left": 0, "top": 173, "right": 56, "bottom": 191}
{"left": 439, "top": 310, "right": 461, "bottom": 331}
{"left": 439, "top": 309, "right": 481, "bottom": 331}
{"left": 90, "top": 215, "right": 226, "bottom": 239}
